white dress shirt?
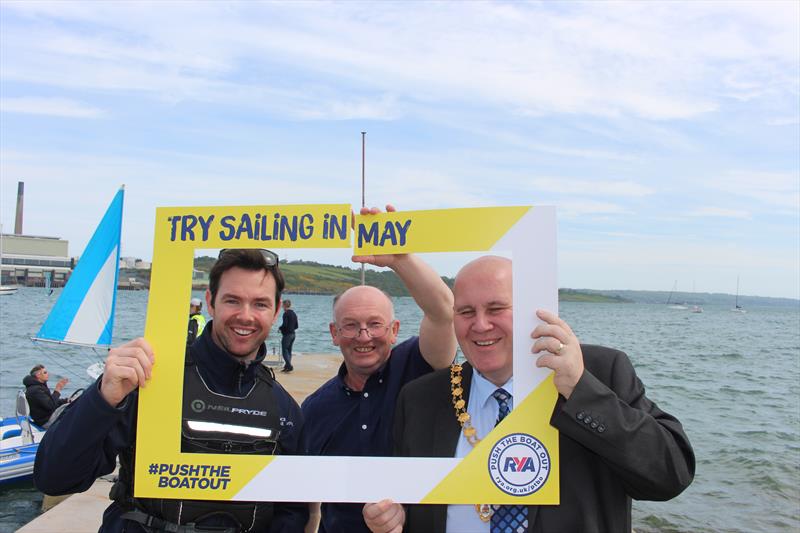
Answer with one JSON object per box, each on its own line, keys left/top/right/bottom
{"left": 446, "top": 371, "right": 514, "bottom": 533}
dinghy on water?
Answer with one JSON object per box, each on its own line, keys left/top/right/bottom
{"left": 0, "top": 187, "right": 124, "bottom": 484}
{"left": 0, "top": 393, "right": 45, "bottom": 484}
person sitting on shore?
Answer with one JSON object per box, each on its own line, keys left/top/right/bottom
{"left": 23, "top": 365, "right": 69, "bottom": 428}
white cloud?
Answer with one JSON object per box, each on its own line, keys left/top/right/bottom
{"left": 529, "top": 177, "right": 655, "bottom": 197}
{"left": 686, "top": 207, "right": 752, "bottom": 219}
{"left": 0, "top": 97, "right": 104, "bottom": 118}
{"left": 2, "top": 1, "right": 797, "bottom": 121}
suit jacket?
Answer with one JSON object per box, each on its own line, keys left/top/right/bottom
{"left": 393, "top": 344, "right": 695, "bottom": 533}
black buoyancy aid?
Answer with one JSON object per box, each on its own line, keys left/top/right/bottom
{"left": 112, "top": 355, "right": 282, "bottom": 532}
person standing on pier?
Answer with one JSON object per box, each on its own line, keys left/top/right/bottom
{"left": 279, "top": 299, "right": 299, "bottom": 373}
{"left": 186, "top": 296, "right": 206, "bottom": 347}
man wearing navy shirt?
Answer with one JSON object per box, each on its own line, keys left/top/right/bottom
{"left": 301, "top": 205, "right": 457, "bottom": 533}
{"left": 35, "top": 249, "right": 308, "bottom": 532}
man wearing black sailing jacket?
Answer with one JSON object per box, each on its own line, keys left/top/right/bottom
{"left": 34, "top": 249, "right": 308, "bottom": 533}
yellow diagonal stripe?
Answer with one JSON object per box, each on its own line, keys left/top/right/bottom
{"left": 421, "top": 375, "right": 560, "bottom": 504}
{"left": 354, "top": 206, "right": 531, "bottom": 255}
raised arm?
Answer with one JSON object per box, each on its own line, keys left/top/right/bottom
{"left": 353, "top": 205, "right": 456, "bottom": 370}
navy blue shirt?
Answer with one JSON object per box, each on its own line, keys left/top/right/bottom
{"left": 34, "top": 323, "right": 308, "bottom": 533}
{"left": 301, "top": 336, "right": 432, "bottom": 533}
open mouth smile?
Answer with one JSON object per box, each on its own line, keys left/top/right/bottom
{"left": 474, "top": 339, "right": 499, "bottom": 347}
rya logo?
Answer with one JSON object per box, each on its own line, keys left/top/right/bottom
{"left": 488, "top": 433, "right": 551, "bottom": 496}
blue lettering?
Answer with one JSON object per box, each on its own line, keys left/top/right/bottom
{"left": 235, "top": 214, "right": 254, "bottom": 240}
{"left": 395, "top": 219, "right": 411, "bottom": 245}
{"left": 299, "top": 214, "right": 313, "bottom": 239}
{"left": 358, "top": 222, "right": 379, "bottom": 248}
{"left": 198, "top": 215, "right": 214, "bottom": 241}
{"left": 219, "top": 215, "right": 236, "bottom": 240}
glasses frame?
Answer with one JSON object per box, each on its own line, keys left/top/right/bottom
{"left": 218, "top": 248, "right": 279, "bottom": 266}
{"left": 336, "top": 323, "right": 391, "bottom": 339}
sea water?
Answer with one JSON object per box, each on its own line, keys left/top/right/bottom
{"left": 1, "top": 288, "right": 798, "bottom": 532}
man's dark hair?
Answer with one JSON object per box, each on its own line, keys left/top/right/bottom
{"left": 30, "top": 364, "right": 45, "bottom": 376}
{"left": 209, "top": 249, "right": 285, "bottom": 307}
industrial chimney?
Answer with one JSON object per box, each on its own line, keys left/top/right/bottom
{"left": 14, "top": 181, "right": 24, "bottom": 235}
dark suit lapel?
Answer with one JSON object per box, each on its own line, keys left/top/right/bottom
{"left": 429, "top": 364, "right": 475, "bottom": 532}
{"left": 433, "top": 363, "right": 473, "bottom": 456}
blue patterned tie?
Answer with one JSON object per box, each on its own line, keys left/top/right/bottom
{"left": 491, "top": 388, "right": 529, "bottom": 533}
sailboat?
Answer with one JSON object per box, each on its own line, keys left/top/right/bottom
{"left": 0, "top": 186, "right": 124, "bottom": 484}
{"left": 731, "top": 276, "right": 746, "bottom": 313}
{"left": 666, "top": 280, "right": 688, "bottom": 310}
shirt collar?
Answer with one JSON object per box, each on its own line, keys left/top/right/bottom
{"left": 471, "top": 369, "right": 514, "bottom": 410}
{"left": 336, "top": 359, "right": 390, "bottom": 394}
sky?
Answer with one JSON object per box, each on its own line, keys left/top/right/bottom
{"left": 1, "top": 1, "right": 798, "bottom": 299}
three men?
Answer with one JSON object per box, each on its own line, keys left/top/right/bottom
{"left": 35, "top": 249, "right": 308, "bottom": 532}
{"left": 301, "top": 206, "right": 457, "bottom": 532}
{"left": 279, "top": 299, "right": 299, "bottom": 373}
{"left": 23, "top": 364, "right": 69, "bottom": 428}
{"left": 365, "top": 256, "right": 695, "bottom": 533}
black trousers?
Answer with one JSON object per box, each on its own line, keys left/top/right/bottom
{"left": 281, "top": 333, "right": 296, "bottom": 369}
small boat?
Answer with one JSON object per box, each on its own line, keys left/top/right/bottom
{"left": 0, "top": 187, "right": 124, "bottom": 483}
{"left": 666, "top": 280, "right": 688, "bottom": 309}
{"left": 731, "top": 276, "right": 746, "bottom": 313}
{"left": 0, "top": 393, "right": 45, "bottom": 484}
{"left": 690, "top": 305, "right": 703, "bottom": 313}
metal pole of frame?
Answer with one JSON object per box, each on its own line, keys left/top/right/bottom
{"left": 360, "top": 131, "right": 366, "bottom": 286}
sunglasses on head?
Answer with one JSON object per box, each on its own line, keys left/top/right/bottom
{"left": 218, "top": 248, "right": 279, "bottom": 266}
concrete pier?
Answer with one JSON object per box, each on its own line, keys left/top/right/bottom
{"left": 18, "top": 352, "right": 343, "bottom": 533}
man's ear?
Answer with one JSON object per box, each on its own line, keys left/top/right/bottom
{"left": 329, "top": 322, "right": 341, "bottom": 346}
{"left": 205, "top": 289, "right": 214, "bottom": 318}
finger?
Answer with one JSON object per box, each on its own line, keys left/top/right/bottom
{"left": 106, "top": 364, "right": 141, "bottom": 389}
{"left": 360, "top": 206, "right": 371, "bottom": 216}
{"left": 115, "top": 346, "right": 154, "bottom": 381}
{"left": 536, "top": 309, "right": 575, "bottom": 336}
{"left": 111, "top": 357, "right": 148, "bottom": 388}
{"left": 531, "top": 323, "right": 566, "bottom": 342}
{"left": 385, "top": 204, "right": 396, "bottom": 213}
{"left": 535, "top": 309, "right": 571, "bottom": 332}
{"left": 536, "top": 354, "right": 562, "bottom": 371}
{"left": 351, "top": 255, "right": 375, "bottom": 264}
{"left": 532, "top": 338, "right": 564, "bottom": 355}
{"left": 362, "top": 501, "right": 384, "bottom": 520}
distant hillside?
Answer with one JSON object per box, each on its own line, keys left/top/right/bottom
{"left": 192, "top": 258, "right": 627, "bottom": 301}
{"left": 569, "top": 289, "right": 799, "bottom": 308}
{"left": 194, "top": 257, "right": 453, "bottom": 297}
{"left": 126, "top": 259, "right": 798, "bottom": 307}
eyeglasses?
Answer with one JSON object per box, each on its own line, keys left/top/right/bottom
{"left": 336, "top": 323, "right": 391, "bottom": 339}
{"left": 218, "top": 248, "right": 279, "bottom": 266}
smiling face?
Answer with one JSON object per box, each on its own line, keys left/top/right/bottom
{"left": 206, "top": 266, "right": 280, "bottom": 361}
{"left": 330, "top": 286, "right": 399, "bottom": 388}
{"left": 453, "top": 256, "right": 514, "bottom": 387}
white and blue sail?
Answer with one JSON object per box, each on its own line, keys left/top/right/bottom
{"left": 33, "top": 186, "right": 124, "bottom": 347}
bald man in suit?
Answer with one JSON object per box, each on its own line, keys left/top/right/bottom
{"left": 364, "top": 256, "right": 694, "bottom": 533}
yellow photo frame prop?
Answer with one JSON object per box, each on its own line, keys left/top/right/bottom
{"left": 136, "top": 204, "right": 559, "bottom": 505}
